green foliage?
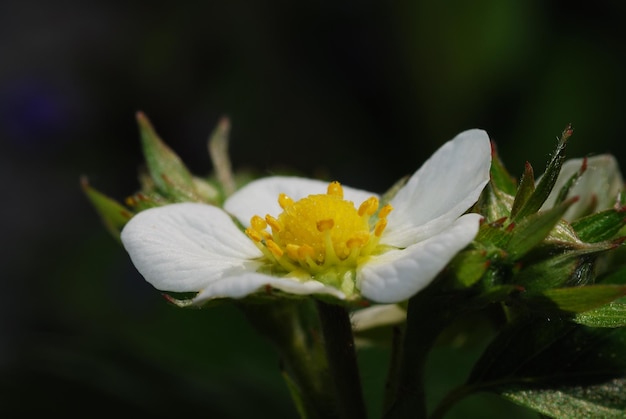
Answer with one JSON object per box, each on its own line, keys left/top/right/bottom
{"left": 85, "top": 120, "right": 626, "bottom": 418}
{"left": 465, "top": 316, "right": 626, "bottom": 419}
{"left": 426, "top": 126, "right": 626, "bottom": 418}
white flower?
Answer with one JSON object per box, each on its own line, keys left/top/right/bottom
{"left": 120, "top": 129, "right": 492, "bottom": 304}
{"left": 542, "top": 154, "right": 624, "bottom": 222}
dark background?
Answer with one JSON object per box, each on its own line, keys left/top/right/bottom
{"left": 3, "top": 1, "right": 626, "bottom": 417}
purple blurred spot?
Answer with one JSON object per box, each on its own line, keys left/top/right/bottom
{"left": 1, "top": 78, "right": 78, "bottom": 149}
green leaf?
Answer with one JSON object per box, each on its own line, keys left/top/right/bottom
{"left": 574, "top": 302, "right": 626, "bottom": 328}
{"left": 512, "top": 125, "right": 572, "bottom": 222}
{"left": 466, "top": 316, "right": 626, "bottom": 418}
{"left": 572, "top": 207, "right": 626, "bottom": 243}
{"left": 501, "top": 378, "right": 626, "bottom": 419}
{"left": 136, "top": 111, "right": 200, "bottom": 202}
{"left": 81, "top": 176, "right": 133, "bottom": 240}
{"left": 522, "top": 284, "right": 626, "bottom": 314}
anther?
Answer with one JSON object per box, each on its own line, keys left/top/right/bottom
{"left": 266, "top": 240, "right": 284, "bottom": 258}
{"left": 374, "top": 218, "right": 387, "bottom": 237}
{"left": 298, "top": 244, "right": 315, "bottom": 260}
{"left": 378, "top": 204, "right": 393, "bottom": 219}
{"left": 317, "top": 219, "right": 334, "bottom": 232}
{"left": 278, "top": 193, "right": 294, "bottom": 209}
{"left": 265, "top": 215, "right": 281, "bottom": 232}
{"left": 245, "top": 228, "right": 263, "bottom": 243}
{"left": 327, "top": 181, "right": 344, "bottom": 198}
{"left": 285, "top": 244, "right": 300, "bottom": 260}
{"left": 347, "top": 237, "right": 366, "bottom": 249}
{"left": 358, "top": 197, "right": 379, "bottom": 217}
{"left": 251, "top": 215, "right": 267, "bottom": 231}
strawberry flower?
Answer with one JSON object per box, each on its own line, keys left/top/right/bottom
{"left": 121, "top": 129, "right": 491, "bottom": 304}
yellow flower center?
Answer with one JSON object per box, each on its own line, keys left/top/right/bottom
{"left": 244, "top": 181, "right": 392, "bottom": 293}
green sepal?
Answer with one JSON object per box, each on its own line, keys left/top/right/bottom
{"left": 192, "top": 176, "right": 221, "bottom": 203}
{"left": 544, "top": 219, "right": 584, "bottom": 245}
{"left": 475, "top": 217, "right": 510, "bottom": 250}
{"left": 136, "top": 111, "right": 201, "bottom": 202}
{"left": 281, "top": 369, "right": 308, "bottom": 419}
{"left": 505, "top": 197, "right": 578, "bottom": 260}
{"left": 511, "top": 125, "right": 572, "bottom": 222}
{"left": 380, "top": 175, "right": 409, "bottom": 207}
{"left": 125, "top": 190, "right": 168, "bottom": 211}
{"left": 448, "top": 249, "right": 491, "bottom": 288}
{"left": 208, "top": 116, "right": 237, "bottom": 199}
{"left": 510, "top": 161, "right": 535, "bottom": 219}
{"left": 478, "top": 183, "right": 515, "bottom": 222}
{"left": 553, "top": 157, "right": 586, "bottom": 207}
{"left": 81, "top": 176, "right": 134, "bottom": 241}
{"left": 476, "top": 199, "right": 577, "bottom": 263}
{"left": 520, "top": 284, "right": 626, "bottom": 314}
{"left": 571, "top": 206, "right": 626, "bottom": 243}
{"left": 489, "top": 142, "right": 518, "bottom": 196}
{"left": 599, "top": 265, "right": 626, "bottom": 285}
{"left": 472, "top": 284, "right": 524, "bottom": 307}
{"left": 512, "top": 250, "right": 596, "bottom": 291}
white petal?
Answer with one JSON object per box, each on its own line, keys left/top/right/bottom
{"left": 351, "top": 304, "right": 407, "bottom": 332}
{"left": 224, "top": 176, "right": 377, "bottom": 226}
{"left": 358, "top": 213, "right": 482, "bottom": 303}
{"left": 541, "top": 154, "right": 624, "bottom": 221}
{"left": 192, "top": 272, "right": 345, "bottom": 303}
{"left": 121, "top": 203, "right": 262, "bottom": 293}
{"left": 383, "top": 129, "right": 491, "bottom": 248}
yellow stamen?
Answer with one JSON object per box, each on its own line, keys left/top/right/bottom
{"left": 358, "top": 197, "right": 379, "bottom": 217}
{"left": 299, "top": 244, "right": 315, "bottom": 260}
{"left": 374, "top": 218, "right": 387, "bottom": 237}
{"left": 251, "top": 215, "right": 267, "bottom": 231}
{"left": 266, "top": 239, "right": 284, "bottom": 258}
{"left": 265, "top": 215, "right": 281, "bottom": 232}
{"left": 278, "top": 193, "right": 294, "bottom": 209}
{"left": 347, "top": 237, "right": 366, "bottom": 249}
{"left": 316, "top": 219, "right": 334, "bottom": 232}
{"left": 285, "top": 244, "right": 300, "bottom": 260}
{"left": 327, "top": 181, "right": 343, "bottom": 198}
{"left": 245, "top": 228, "right": 263, "bottom": 242}
{"left": 245, "top": 181, "right": 392, "bottom": 283}
{"left": 378, "top": 204, "right": 393, "bottom": 219}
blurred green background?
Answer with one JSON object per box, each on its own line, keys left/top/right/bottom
{"left": 3, "top": 0, "right": 626, "bottom": 417}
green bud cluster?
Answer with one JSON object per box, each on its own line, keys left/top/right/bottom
{"left": 449, "top": 125, "right": 626, "bottom": 322}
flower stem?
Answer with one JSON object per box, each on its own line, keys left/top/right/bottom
{"left": 382, "top": 325, "right": 404, "bottom": 412}
{"left": 316, "top": 300, "right": 368, "bottom": 419}
{"left": 239, "top": 300, "right": 335, "bottom": 418}
{"left": 383, "top": 289, "right": 463, "bottom": 419}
